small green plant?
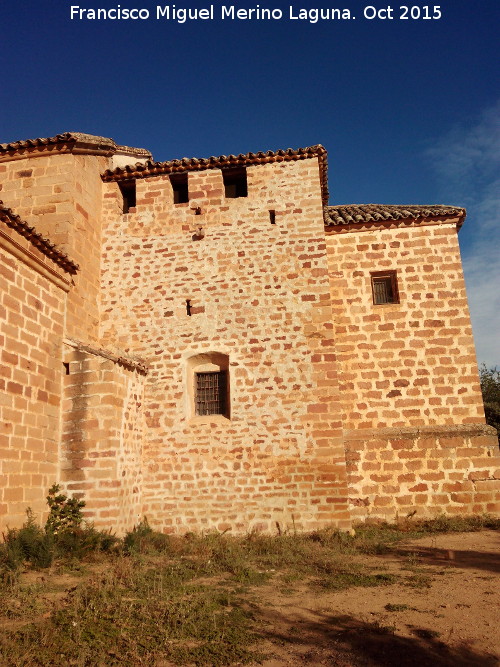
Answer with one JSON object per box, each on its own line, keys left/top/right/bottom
{"left": 370, "top": 620, "right": 397, "bottom": 635}
{"left": 385, "top": 603, "right": 411, "bottom": 612}
{"left": 123, "top": 518, "right": 171, "bottom": 554}
{"left": 45, "top": 484, "right": 86, "bottom": 534}
{"left": 1, "top": 508, "right": 54, "bottom": 569}
{"left": 405, "top": 573, "right": 432, "bottom": 589}
{"left": 413, "top": 628, "right": 442, "bottom": 639}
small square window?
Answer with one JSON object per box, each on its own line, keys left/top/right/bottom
{"left": 195, "top": 371, "right": 227, "bottom": 416}
{"left": 223, "top": 167, "right": 248, "bottom": 198}
{"left": 371, "top": 271, "right": 399, "bottom": 305}
{"left": 170, "top": 173, "right": 189, "bottom": 204}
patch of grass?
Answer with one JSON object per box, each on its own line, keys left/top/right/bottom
{"left": 385, "top": 603, "right": 413, "bottom": 612}
{"left": 317, "top": 570, "right": 397, "bottom": 591}
{"left": 0, "top": 562, "right": 258, "bottom": 666}
{"left": 369, "top": 620, "right": 397, "bottom": 635}
{"left": 417, "top": 514, "right": 500, "bottom": 533}
{"left": 1, "top": 511, "right": 496, "bottom": 664}
{"left": 412, "top": 628, "right": 442, "bottom": 639}
{"left": 280, "top": 571, "right": 302, "bottom": 584}
{"left": 351, "top": 513, "right": 500, "bottom": 553}
{"left": 0, "top": 581, "right": 51, "bottom": 622}
{"left": 0, "top": 510, "right": 120, "bottom": 577}
{"left": 123, "top": 518, "right": 171, "bottom": 554}
{"left": 405, "top": 573, "right": 432, "bottom": 589}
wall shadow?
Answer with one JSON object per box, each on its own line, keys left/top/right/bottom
{"left": 258, "top": 609, "right": 498, "bottom": 667}
{"left": 392, "top": 544, "right": 500, "bottom": 575}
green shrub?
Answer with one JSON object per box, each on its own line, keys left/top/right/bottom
{"left": 480, "top": 365, "right": 500, "bottom": 440}
{"left": 123, "top": 518, "right": 171, "bottom": 554}
{"left": 45, "top": 484, "right": 85, "bottom": 534}
{"left": 2, "top": 509, "right": 54, "bottom": 569}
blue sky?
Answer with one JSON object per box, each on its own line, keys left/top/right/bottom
{"left": 1, "top": 0, "right": 498, "bottom": 365}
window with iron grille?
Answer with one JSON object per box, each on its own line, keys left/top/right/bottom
{"left": 195, "top": 371, "right": 227, "bottom": 416}
{"left": 371, "top": 271, "right": 399, "bottom": 305}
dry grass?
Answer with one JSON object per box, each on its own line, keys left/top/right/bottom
{"left": 0, "top": 514, "right": 498, "bottom": 666}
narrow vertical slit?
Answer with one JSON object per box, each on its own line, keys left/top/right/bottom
{"left": 63, "top": 362, "right": 70, "bottom": 375}
{"left": 269, "top": 210, "right": 276, "bottom": 224}
{"left": 186, "top": 299, "right": 192, "bottom": 316}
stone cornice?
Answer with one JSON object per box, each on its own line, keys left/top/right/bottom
{"left": 64, "top": 338, "right": 149, "bottom": 375}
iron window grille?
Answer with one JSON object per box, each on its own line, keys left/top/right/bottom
{"left": 195, "top": 371, "right": 227, "bottom": 416}
{"left": 371, "top": 271, "right": 399, "bottom": 305}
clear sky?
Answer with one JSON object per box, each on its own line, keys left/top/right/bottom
{"left": 1, "top": 0, "right": 498, "bottom": 365}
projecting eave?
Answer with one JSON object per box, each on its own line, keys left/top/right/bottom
{"left": 324, "top": 204, "right": 466, "bottom": 231}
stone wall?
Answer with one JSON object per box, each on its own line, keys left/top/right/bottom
{"left": 326, "top": 218, "right": 500, "bottom": 520}
{"left": 326, "top": 221, "right": 485, "bottom": 429}
{"left": 100, "top": 157, "right": 351, "bottom": 533}
{"left": 60, "top": 344, "right": 146, "bottom": 534}
{"left": 0, "top": 219, "right": 68, "bottom": 529}
{"left": 1, "top": 134, "right": 498, "bottom": 535}
{"left": 345, "top": 425, "right": 500, "bottom": 520}
{"left": 0, "top": 153, "right": 107, "bottom": 343}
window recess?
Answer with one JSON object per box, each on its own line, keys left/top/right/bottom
{"left": 170, "top": 173, "right": 189, "bottom": 204}
{"left": 118, "top": 181, "right": 136, "bottom": 213}
{"left": 223, "top": 167, "right": 248, "bottom": 198}
{"left": 371, "top": 271, "right": 399, "bottom": 305}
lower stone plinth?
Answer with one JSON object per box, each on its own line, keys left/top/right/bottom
{"left": 344, "top": 424, "right": 500, "bottom": 521}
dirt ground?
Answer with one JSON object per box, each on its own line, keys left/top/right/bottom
{"left": 250, "top": 530, "right": 500, "bottom": 667}
{"left": 1, "top": 529, "right": 498, "bottom": 666}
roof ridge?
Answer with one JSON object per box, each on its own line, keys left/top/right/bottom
{"left": 0, "top": 132, "right": 78, "bottom": 152}
{"left": 0, "top": 132, "right": 152, "bottom": 161}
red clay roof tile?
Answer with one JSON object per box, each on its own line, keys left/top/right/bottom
{"left": 325, "top": 204, "right": 466, "bottom": 228}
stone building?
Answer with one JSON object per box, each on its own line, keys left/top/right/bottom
{"left": 0, "top": 132, "right": 498, "bottom": 534}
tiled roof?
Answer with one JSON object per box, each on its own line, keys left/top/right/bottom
{"left": 0, "top": 132, "right": 79, "bottom": 154}
{"left": 325, "top": 204, "right": 466, "bottom": 228}
{"left": 103, "top": 145, "right": 330, "bottom": 204}
{"left": 0, "top": 132, "right": 151, "bottom": 160}
{"left": 0, "top": 201, "right": 79, "bottom": 274}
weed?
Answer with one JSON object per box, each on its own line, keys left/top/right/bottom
{"left": 123, "top": 517, "right": 170, "bottom": 554}
{"left": 405, "top": 573, "right": 432, "bottom": 589}
{"left": 370, "top": 620, "right": 397, "bottom": 634}
{"left": 1, "top": 509, "right": 54, "bottom": 569}
{"left": 385, "top": 603, "right": 412, "bottom": 612}
{"left": 417, "top": 514, "right": 499, "bottom": 533}
{"left": 412, "top": 628, "right": 442, "bottom": 639}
